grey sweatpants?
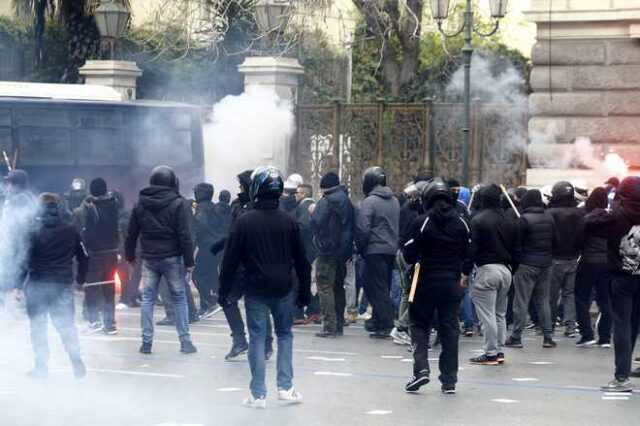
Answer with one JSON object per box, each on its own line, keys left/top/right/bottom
{"left": 470, "top": 264, "right": 512, "bottom": 357}
{"left": 549, "top": 259, "right": 578, "bottom": 330}
{"left": 511, "top": 264, "right": 553, "bottom": 340}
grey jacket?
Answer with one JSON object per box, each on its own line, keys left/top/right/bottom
{"left": 355, "top": 186, "right": 400, "bottom": 256}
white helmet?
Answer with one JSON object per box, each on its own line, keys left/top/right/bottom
{"left": 284, "top": 173, "right": 304, "bottom": 190}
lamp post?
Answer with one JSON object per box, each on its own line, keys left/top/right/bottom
{"left": 93, "top": 0, "right": 131, "bottom": 59}
{"left": 430, "top": 0, "right": 508, "bottom": 186}
{"left": 254, "top": 0, "right": 292, "bottom": 53}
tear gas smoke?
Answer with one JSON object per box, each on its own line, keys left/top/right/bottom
{"left": 203, "top": 87, "right": 296, "bottom": 197}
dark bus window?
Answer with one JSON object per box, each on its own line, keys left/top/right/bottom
{"left": 133, "top": 128, "right": 192, "bottom": 166}
{"left": 18, "top": 127, "right": 73, "bottom": 165}
{"left": 15, "top": 109, "right": 71, "bottom": 127}
{"left": 0, "top": 109, "right": 10, "bottom": 126}
{"left": 76, "top": 129, "right": 129, "bottom": 165}
{"left": 0, "top": 128, "right": 12, "bottom": 154}
{"left": 77, "top": 109, "right": 126, "bottom": 128}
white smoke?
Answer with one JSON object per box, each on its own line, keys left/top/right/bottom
{"left": 203, "top": 87, "right": 296, "bottom": 196}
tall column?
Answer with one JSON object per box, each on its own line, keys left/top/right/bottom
{"left": 525, "top": 0, "right": 640, "bottom": 187}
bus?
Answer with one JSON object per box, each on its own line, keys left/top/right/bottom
{"left": 0, "top": 95, "right": 205, "bottom": 206}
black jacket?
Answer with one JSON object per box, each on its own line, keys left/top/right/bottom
{"left": 464, "top": 207, "right": 516, "bottom": 275}
{"left": 355, "top": 186, "right": 400, "bottom": 256}
{"left": 548, "top": 206, "right": 585, "bottom": 260}
{"left": 295, "top": 198, "right": 318, "bottom": 262}
{"left": 403, "top": 203, "right": 470, "bottom": 285}
{"left": 311, "top": 186, "right": 354, "bottom": 258}
{"left": 76, "top": 195, "right": 120, "bottom": 252}
{"left": 219, "top": 199, "right": 311, "bottom": 305}
{"left": 125, "top": 186, "right": 195, "bottom": 267}
{"left": 399, "top": 199, "right": 423, "bottom": 246}
{"left": 20, "top": 207, "right": 89, "bottom": 287}
{"left": 516, "top": 206, "right": 555, "bottom": 268}
{"left": 214, "top": 202, "right": 232, "bottom": 237}
{"left": 193, "top": 201, "right": 224, "bottom": 250}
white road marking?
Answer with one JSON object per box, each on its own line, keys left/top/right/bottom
{"left": 428, "top": 358, "right": 440, "bottom": 361}
{"left": 602, "top": 396, "right": 630, "bottom": 401}
{"left": 401, "top": 359, "right": 413, "bottom": 362}
{"left": 381, "top": 356, "right": 403, "bottom": 359}
{"left": 366, "top": 410, "right": 392, "bottom": 415}
{"left": 314, "top": 371, "right": 353, "bottom": 377}
{"left": 470, "top": 350, "right": 484, "bottom": 353}
{"left": 306, "top": 356, "right": 346, "bottom": 362}
{"left": 217, "top": 387, "right": 242, "bottom": 392}
{"left": 565, "top": 386, "right": 598, "bottom": 391}
{"left": 491, "top": 399, "right": 519, "bottom": 404}
{"left": 51, "top": 366, "right": 184, "bottom": 379}
{"left": 530, "top": 361, "right": 554, "bottom": 365}
{"left": 139, "top": 364, "right": 150, "bottom": 368}
{"left": 118, "top": 327, "right": 228, "bottom": 337}
{"left": 604, "top": 392, "right": 630, "bottom": 396}
{"left": 295, "top": 349, "right": 358, "bottom": 356}
{"left": 0, "top": 390, "right": 16, "bottom": 395}
{"left": 512, "top": 378, "right": 539, "bottom": 382}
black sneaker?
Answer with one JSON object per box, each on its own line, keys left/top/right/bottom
{"left": 497, "top": 353, "right": 505, "bottom": 364}
{"left": 469, "top": 354, "right": 499, "bottom": 365}
{"left": 630, "top": 368, "right": 640, "bottom": 378}
{"left": 265, "top": 346, "right": 274, "bottom": 361}
{"left": 140, "top": 342, "right": 152, "bottom": 354}
{"left": 563, "top": 329, "right": 577, "bottom": 338}
{"left": 156, "top": 317, "right": 176, "bottom": 326}
{"left": 405, "top": 369, "right": 430, "bottom": 392}
{"left": 597, "top": 339, "right": 611, "bottom": 348}
{"left": 635, "top": 357, "right": 640, "bottom": 365}
{"left": 369, "top": 329, "right": 392, "bottom": 339}
{"left": 225, "top": 342, "right": 249, "bottom": 360}
{"left": 576, "top": 337, "right": 596, "bottom": 347}
{"left": 189, "top": 316, "right": 200, "bottom": 324}
{"left": 505, "top": 336, "right": 523, "bottom": 348}
{"left": 441, "top": 382, "right": 456, "bottom": 394}
{"left": 523, "top": 321, "right": 536, "bottom": 330}
{"left": 180, "top": 340, "right": 197, "bottom": 354}
{"left": 463, "top": 326, "right": 474, "bottom": 337}
{"left": 315, "top": 330, "right": 337, "bottom": 338}
{"left": 364, "top": 319, "right": 378, "bottom": 332}
{"left": 71, "top": 356, "right": 86, "bottom": 379}
{"left": 543, "top": 338, "right": 557, "bottom": 348}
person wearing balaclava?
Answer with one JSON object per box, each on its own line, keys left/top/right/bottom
{"left": 212, "top": 170, "right": 274, "bottom": 362}
{"left": 585, "top": 176, "right": 640, "bottom": 392}
{"left": 191, "top": 183, "right": 223, "bottom": 319}
{"left": 547, "top": 181, "right": 585, "bottom": 339}
{"left": 75, "top": 177, "right": 120, "bottom": 334}
{"left": 214, "top": 190, "right": 232, "bottom": 239}
{"left": 14, "top": 193, "right": 89, "bottom": 379}
{"left": 463, "top": 183, "right": 516, "bottom": 366}
{"left": 125, "top": 165, "right": 197, "bottom": 355}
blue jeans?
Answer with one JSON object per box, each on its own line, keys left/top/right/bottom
{"left": 390, "top": 268, "right": 401, "bottom": 318}
{"left": 140, "top": 257, "right": 190, "bottom": 344}
{"left": 245, "top": 292, "right": 294, "bottom": 398}
{"left": 460, "top": 288, "right": 477, "bottom": 327}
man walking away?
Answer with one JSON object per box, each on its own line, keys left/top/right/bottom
{"left": 76, "top": 178, "right": 120, "bottom": 334}
{"left": 505, "top": 189, "right": 557, "bottom": 349}
{"left": 584, "top": 177, "right": 640, "bottom": 392}
{"left": 14, "top": 193, "right": 88, "bottom": 379}
{"left": 403, "top": 179, "right": 469, "bottom": 394}
{"left": 311, "top": 172, "right": 354, "bottom": 337}
{"left": 464, "top": 184, "right": 516, "bottom": 365}
{"left": 192, "top": 183, "right": 223, "bottom": 319}
{"left": 355, "top": 167, "right": 400, "bottom": 339}
{"left": 125, "top": 166, "right": 197, "bottom": 355}
{"left": 220, "top": 166, "right": 311, "bottom": 408}
{"left": 548, "top": 181, "right": 585, "bottom": 338}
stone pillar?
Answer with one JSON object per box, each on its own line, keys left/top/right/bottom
{"left": 79, "top": 60, "right": 143, "bottom": 100}
{"left": 524, "top": 0, "right": 640, "bottom": 186}
{"left": 237, "top": 56, "right": 304, "bottom": 173}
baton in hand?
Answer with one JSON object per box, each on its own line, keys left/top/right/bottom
{"left": 408, "top": 262, "right": 421, "bottom": 303}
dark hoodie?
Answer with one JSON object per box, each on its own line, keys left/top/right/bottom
{"left": 577, "top": 188, "right": 608, "bottom": 264}
{"left": 76, "top": 194, "right": 120, "bottom": 252}
{"left": 516, "top": 190, "right": 555, "bottom": 268}
{"left": 355, "top": 185, "right": 400, "bottom": 256}
{"left": 548, "top": 193, "right": 585, "bottom": 260}
{"left": 125, "top": 186, "right": 194, "bottom": 267}
{"left": 20, "top": 203, "right": 89, "bottom": 288}
{"left": 585, "top": 177, "right": 640, "bottom": 275}
{"left": 311, "top": 185, "right": 354, "bottom": 258}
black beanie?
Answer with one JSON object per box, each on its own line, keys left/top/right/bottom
{"left": 90, "top": 177, "right": 107, "bottom": 197}
{"left": 320, "top": 172, "right": 340, "bottom": 189}
{"left": 481, "top": 183, "right": 502, "bottom": 208}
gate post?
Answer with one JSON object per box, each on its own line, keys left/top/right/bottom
{"left": 470, "top": 98, "right": 482, "bottom": 185}
{"left": 422, "top": 98, "right": 433, "bottom": 174}
{"left": 376, "top": 98, "right": 385, "bottom": 166}
{"left": 331, "top": 99, "right": 341, "bottom": 171}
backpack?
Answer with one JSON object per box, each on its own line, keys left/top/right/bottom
{"left": 620, "top": 225, "right": 640, "bottom": 276}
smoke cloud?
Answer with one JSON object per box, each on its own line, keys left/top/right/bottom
{"left": 203, "top": 87, "right": 296, "bottom": 196}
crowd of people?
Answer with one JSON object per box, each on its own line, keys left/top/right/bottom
{"left": 1, "top": 164, "right": 639, "bottom": 407}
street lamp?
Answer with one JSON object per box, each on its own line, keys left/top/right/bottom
{"left": 94, "top": 0, "right": 131, "bottom": 59}
{"left": 430, "top": 0, "right": 508, "bottom": 186}
{"left": 254, "top": 0, "right": 292, "bottom": 51}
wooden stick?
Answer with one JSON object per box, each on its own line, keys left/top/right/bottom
{"left": 84, "top": 280, "right": 115, "bottom": 288}
{"left": 12, "top": 148, "right": 18, "bottom": 171}
{"left": 500, "top": 184, "right": 521, "bottom": 218}
{"left": 408, "top": 262, "right": 421, "bottom": 303}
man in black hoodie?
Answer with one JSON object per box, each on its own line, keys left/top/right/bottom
{"left": 355, "top": 167, "right": 400, "bottom": 338}
{"left": 220, "top": 166, "right": 311, "bottom": 408}
{"left": 464, "top": 184, "right": 516, "bottom": 365}
{"left": 192, "top": 183, "right": 223, "bottom": 318}
{"left": 15, "top": 193, "right": 89, "bottom": 379}
{"left": 547, "top": 181, "right": 585, "bottom": 338}
{"left": 75, "top": 178, "right": 120, "bottom": 334}
{"left": 125, "top": 166, "right": 197, "bottom": 355}
{"left": 505, "top": 189, "right": 557, "bottom": 349}
{"left": 585, "top": 176, "right": 640, "bottom": 392}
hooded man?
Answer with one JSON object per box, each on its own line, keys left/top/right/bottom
{"left": 220, "top": 166, "right": 311, "bottom": 408}
{"left": 463, "top": 183, "right": 516, "bottom": 365}
{"left": 584, "top": 176, "right": 640, "bottom": 392}
{"left": 14, "top": 193, "right": 89, "bottom": 379}
{"left": 76, "top": 178, "right": 120, "bottom": 334}
{"left": 125, "top": 166, "right": 197, "bottom": 355}
{"left": 192, "top": 183, "right": 223, "bottom": 318}
{"left": 355, "top": 166, "right": 400, "bottom": 339}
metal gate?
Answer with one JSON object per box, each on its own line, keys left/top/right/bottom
{"left": 291, "top": 100, "right": 528, "bottom": 199}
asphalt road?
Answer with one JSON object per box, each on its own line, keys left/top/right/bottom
{"left": 0, "top": 301, "right": 638, "bottom": 426}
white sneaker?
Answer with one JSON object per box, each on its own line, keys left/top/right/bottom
{"left": 357, "top": 313, "right": 371, "bottom": 320}
{"left": 277, "top": 387, "right": 303, "bottom": 403}
{"left": 391, "top": 327, "right": 411, "bottom": 346}
{"left": 115, "top": 303, "right": 128, "bottom": 311}
{"left": 243, "top": 395, "right": 267, "bottom": 409}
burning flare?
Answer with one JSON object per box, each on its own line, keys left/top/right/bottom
{"left": 604, "top": 152, "right": 628, "bottom": 179}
